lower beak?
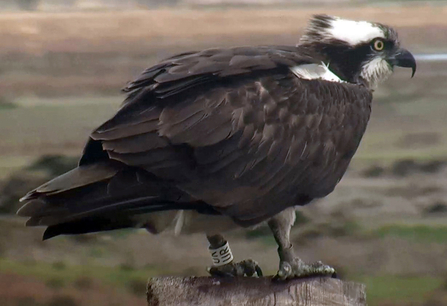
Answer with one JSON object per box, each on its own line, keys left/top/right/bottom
{"left": 388, "top": 48, "right": 417, "bottom": 77}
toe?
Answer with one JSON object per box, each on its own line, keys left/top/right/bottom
{"left": 311, "top": 261, "right": 336, "bottom": 276}
{"left": 207, "top": 259, "right": 263, "bottom": 278}
{"left": 240, "top": 259, "right": 262, "bottom": 277}
{"left": 207, "top": 265, "right": 236, "bottom": 277}
{"left": 274, "top": 260, "right": 336, "bottom": 280}
{"left": 274, "top": 261, "right": 292, "bottom": 280}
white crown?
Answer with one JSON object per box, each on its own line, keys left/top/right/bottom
{"left": 301, "top": 15, "right": 385, "bottom": 46}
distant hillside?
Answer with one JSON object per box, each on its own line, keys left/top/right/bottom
{"left": 0, "top": 0, "right": 378, "bottom": 12}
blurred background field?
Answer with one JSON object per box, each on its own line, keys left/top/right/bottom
{"left": 1, "top": 1, "right": 447, "bottom": 306}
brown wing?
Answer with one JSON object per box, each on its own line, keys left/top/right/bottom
{"left": 90, "top": 46, "right": 372, "bottom": 225}
{"left": 19, "top": 46, "right": 372, "bottom": 235}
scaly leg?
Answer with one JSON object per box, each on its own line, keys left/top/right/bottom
{"left": 268, "top": 208, "right": 336, "bottom": 280}
{"left": 206, "top": 233, "right": 263, "bottom": 277}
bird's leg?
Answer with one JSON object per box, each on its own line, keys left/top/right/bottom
{"left": 268, "top": 209, "right": 336, "bottom": 280}
{"left": 206, "top": 233, "right": 262, "bottom": 277}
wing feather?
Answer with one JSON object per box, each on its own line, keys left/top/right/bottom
{"left": 84, "top": 47, "right": 372, "bottom": 224}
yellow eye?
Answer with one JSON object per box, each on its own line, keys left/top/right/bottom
{"left": 373, "top": 39, "right": 385, "bottom": 51}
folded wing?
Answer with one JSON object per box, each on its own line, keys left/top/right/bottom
{"left": 19, "top": 46, "right": 372, "bottom": 235}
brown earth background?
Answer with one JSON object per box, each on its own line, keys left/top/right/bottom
{"left": 1, "top": 2, "right": 447, "bottom": 306}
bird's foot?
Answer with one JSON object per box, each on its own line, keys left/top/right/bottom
{"left": 207, "top": 259, "right": 263, "bottom": 277}
{"left": 274, "top": 258, "right": 336, "bottom": 280}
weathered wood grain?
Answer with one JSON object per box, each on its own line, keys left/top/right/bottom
{"left": 147, "top": 276, "right": 366, "bottom": 306}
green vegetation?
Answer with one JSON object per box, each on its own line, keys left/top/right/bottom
{"left": 0, "top": 101, "right": 119, "bottom": 157}
{"left": 1, "top": 256, "right": 443, "bottom": 306}
{"left": 15, "top": 297, "right": 40, "bottom": 306}
{"left": 45, "top": 277, "right": 66, "bottom": 289}
{"left": 0, "top": 101, "right": 18, "bottom": 110}
{"left": 0, "top": 7, "right": 447, "bottom": 306}
{"left": 372, "top": 225, "right": 447, "bottom": 244}
{"left": 73, "top": 276, "right": 94, "bottom": 290}
{"left": 359, "top": 275, "right": 443, "bottom": 306}
{"left": 126, "top": 278, "right": 147, "bottom": 296}
{"left": 46, "top": 295, "right": 78, "bottom": 306}
{"left": 26, "top": 155, "right": 78, "bottom": 177}
{"left": 0, "top": 258, "right": 162, "bottom": 289}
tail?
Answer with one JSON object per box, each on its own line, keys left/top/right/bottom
{"left": 17, "top": 160, "right": 203, "bottom": 239}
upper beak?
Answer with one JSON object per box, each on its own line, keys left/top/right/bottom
{"left": 388, "top": 48, "right": 417, "bottom": 78}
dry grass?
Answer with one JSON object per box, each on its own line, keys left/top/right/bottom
{"left": 1, "top": 6, "right": 447, "bottom": 55}
{"left": 0, "top": 271, "right": 145, "bottom": 306}
{"left": 0, "top": 6, "right": 446, "bottom": 97}
{"left": 1, "top": 7, "right": 447, "bottom": 306}
{"left": 0, "top": 99, "right": 120, "bottom": 157}
{"left": 0, "top": 6, "right": 446, "bottom": 162}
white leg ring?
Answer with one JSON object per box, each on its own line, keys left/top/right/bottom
{"left": 209, "top": 241, "right": 234, "bottom": 267}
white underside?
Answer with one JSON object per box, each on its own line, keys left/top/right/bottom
{"left": 290, "top": 62, "right": 344, "bottom": 83}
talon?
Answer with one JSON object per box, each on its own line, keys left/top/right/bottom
{"left": 275, "top": 261, "right": 291, "bottom": 280}
{"left": 255, "top": 265, "right": 263, "bottom": 277}
{"left": 207, "top": 259, "right": 263, "bottom": 278}
{"left": 207, "top": 266, "right": 232, "bottom": 277}
{"left": 239, "top": 259, "right": 256, "bottom": 276}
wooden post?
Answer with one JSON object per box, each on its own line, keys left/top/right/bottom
{"left": 147, "top": 276, "right": 366, "bottom": 306}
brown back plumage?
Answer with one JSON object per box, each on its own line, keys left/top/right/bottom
{"left": 18, "top": 45, "right": 372, "bottom": 238}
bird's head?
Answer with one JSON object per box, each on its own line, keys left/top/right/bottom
{"left": 298, "top": 14, "right": 416, "bottom": 89}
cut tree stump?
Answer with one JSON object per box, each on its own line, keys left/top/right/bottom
{"left": 147, "top": 276, "right": 366, "bottom": 306}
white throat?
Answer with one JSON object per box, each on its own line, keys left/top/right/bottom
{"left": 360, "top": 57, "right": 393, "bottom": 89}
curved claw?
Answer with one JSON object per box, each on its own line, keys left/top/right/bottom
{"left": 274, "top": 261, "right": 292, "bottom": 280}
{"left": 207, "top": 266, "right": 235, "bottom": 278}
{"left": 255, "top": 264, "right": 263, "bottom": 277}
{"left": 207, "top": 259, "right": 263, "bottom": 277}
{"left": 240, "top": 259, "right": 263, "bottom": 277}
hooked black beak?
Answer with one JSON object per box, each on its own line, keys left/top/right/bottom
{"left": 388, "top": 48, "right": 417, "bottom": 78}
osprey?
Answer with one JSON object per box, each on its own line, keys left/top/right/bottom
{"left": 18, "top": 15, "right": 416, "bottom": 279}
